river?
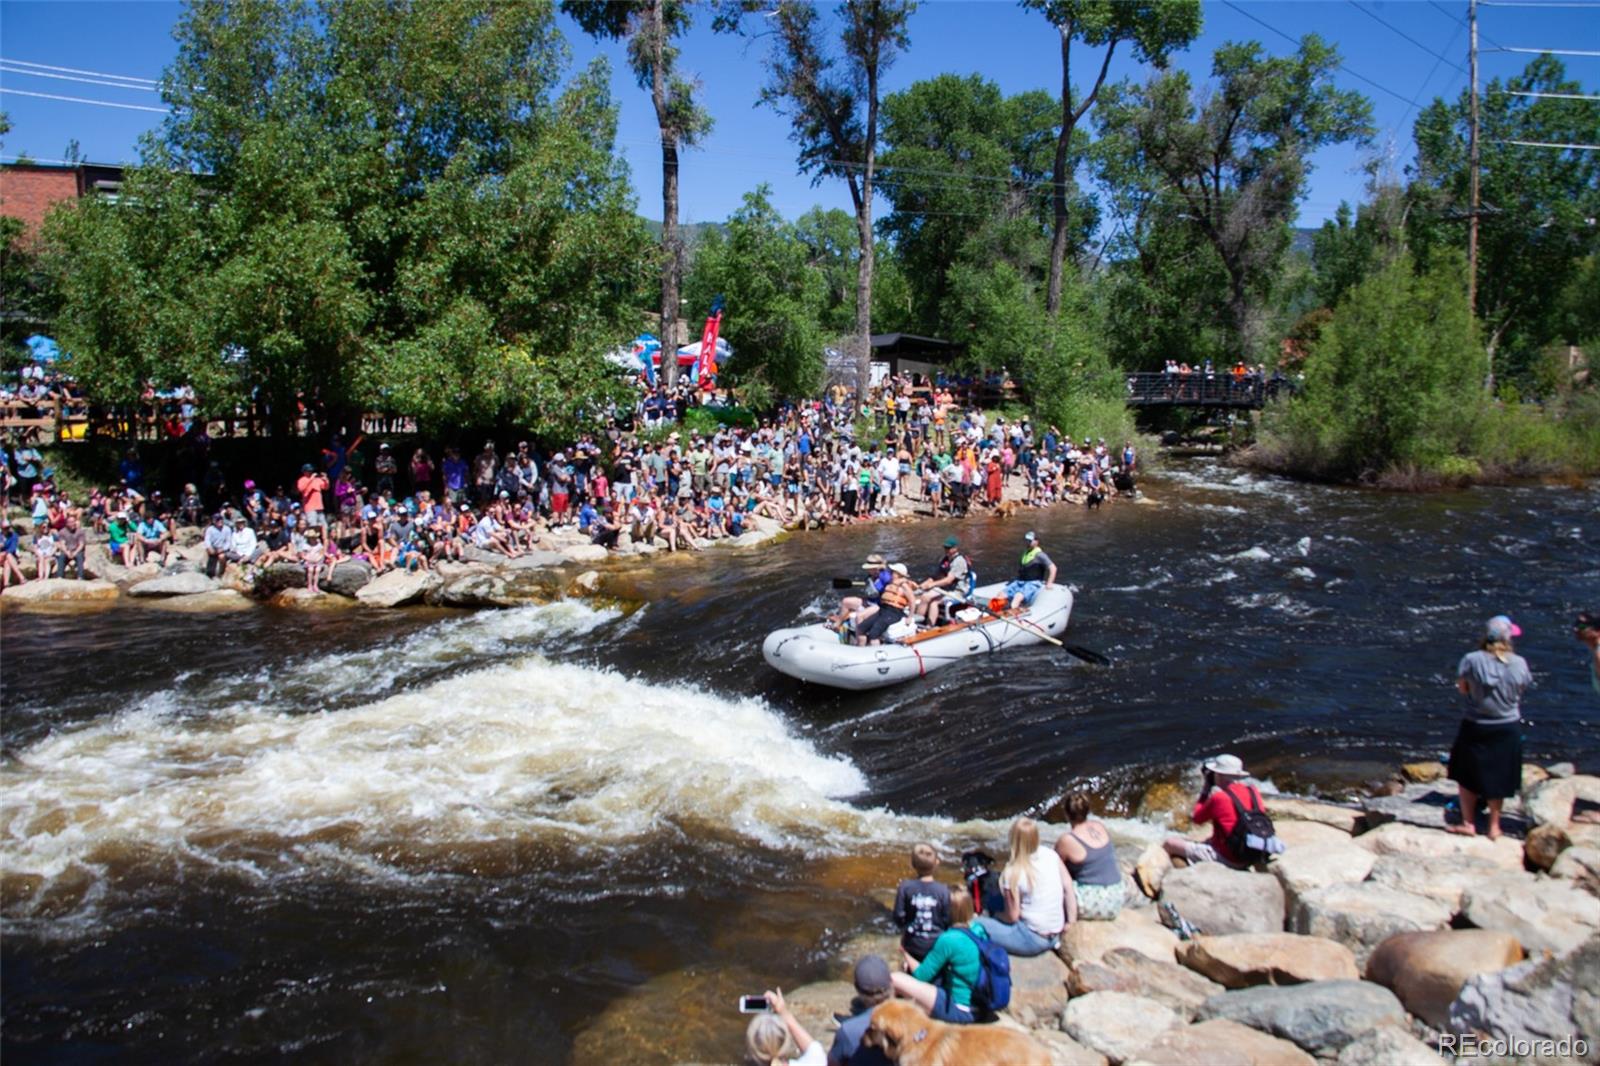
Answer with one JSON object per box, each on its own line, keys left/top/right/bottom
{"left": 2, "top": 458, "right": 1596, "bottom": 1063}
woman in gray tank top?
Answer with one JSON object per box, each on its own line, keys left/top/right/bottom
{"left": 1053, "top": 793, "right": 1125, "bottom": 921}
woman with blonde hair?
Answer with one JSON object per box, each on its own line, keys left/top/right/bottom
{"left": 973, "top": 817, "right": 1076, "bottom": 956}
{"left": 742, "top": 988, "right": 822, "bottom": 1066}
{"left": 1448, "top": 615, "right": 1532, "bottom": 839}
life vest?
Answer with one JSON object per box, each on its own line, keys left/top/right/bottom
{"left": 1017, "top": 546, "right": 1048, "bottom": 582}
{"left": 879, "top": 579, "right": 913, "bottom": 610}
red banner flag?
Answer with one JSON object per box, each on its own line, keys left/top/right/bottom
{"left": 697, "top": 311, "right": 722, "bottom": 383}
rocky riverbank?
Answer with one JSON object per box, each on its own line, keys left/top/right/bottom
{"left": 758, "top": 763, "right": 1600, "bottom": 1065}
{"left": 0, "top": 515, "right": 791, "bottom": 613}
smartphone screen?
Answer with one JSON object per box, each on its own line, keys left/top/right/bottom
{"left": 738, "top": 994, "right": 768, "bottom": 1013}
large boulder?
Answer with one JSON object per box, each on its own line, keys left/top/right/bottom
{"left": 499, "top": 550, "right": 568, "bottom": 571}
{"left": 1133, "top": 842, "right": 1172, "bottom": 899}
{"left": 435, "top": 572, "right": 515, "bottom": 608}
{"left": 1004, "top": 950, "right": 1071, "bottom": 1028}
{"left": 269, "top": 587, "right": 353, "bottom": 609}
{"left": 777, "top": 981, "right": 852, "bottom": 1045}
{"left": 1526, "top": 823, "right": 1573, "bottom": 872}
{"left": 561, "top": 543, "right": 611, "bottom": 563}
{"left": 1333, "top": 1025, "right": 1448, "bottom": 1066}
{"left": 1269, "top": 840, "right": 1375, "bottom": 907}
{"left": 1352, "top": 822, "right": 1523, "bottom": 871}
{"left": 1034, "top": 1030, "right": 1109, "bottom": 1066}
{"left": 139, "top": 588, "right": 253, "bottom": 612}
{"left": 1177, "top": 933, "right": 1358, "bottom": 989}
{"left": 1058, "top": 907, "right": 1179, "bottom": 967}
{"left": 1263, "top": 797, "right": 1361, "bottom": 835}
{"left": 1126, "top": 1019, "right": 1314, "bottom": 1066}
{"left": 1402, "top": 761, "right": 1447, "bottom": 783}
{"left": 320, "top": 560, "right": 374, "bottom": 597}
{"left": 1460, "top": 874, "right": 1600, "bottom": 956}
{"left": 1550, "top": 846, "right": 1600, "bottom": 893}
{"left": 1195, "top": 981, "right": 1406, "bottom": 1055}
{"left": 1062, "top": 991, "right": 1179, "bottom": 1064}
{"left": 1269, "top": 821, "right": 1351, "bottom": 851}
{"left": 0, "top": 578, "right": 120, "bottom": 607}
{"left": 356, "top": 569, "right": 441, "bottom": 608}
{"left": 1068, "top": 947, "right": 1224, "bottom": 1020}
{"left": 1448, "top": 935, "right": 1600, "bottom": 1060}
{"left": 1525, "top": 775, "right": 1600, "bottom": 829}
{"left": 1290, "top": 882, "right": 1451, "bottom": 966}
{"left": 252, "top": 561, "right": 314, "bottom": 596}
{"left": 1365, "top": 928, "right": 1524, "bottom": 1029}
{"left": 1364, "top": 851, "right": 1509, "bottom": 912}
{"left": 1160, "top": 863, "right": 1285, "bottom": 936}
{"left": 126, "top": 571, "right": 220, "bottom": 597}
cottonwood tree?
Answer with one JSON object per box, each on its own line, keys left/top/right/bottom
{"left": 45, "top": 0, "right": 650, "bottom": 438}
{"left": 718, "top": 0, "right": 914, "bottom": 396}
{"left": 1021, "top": 0, "right": 1201, "bottom": 318}
{"left": 1096, "top": 36, "right": 1372, "bottom": 359}
{"left": 563, "top": 0, "right": 712, "bottom": 388}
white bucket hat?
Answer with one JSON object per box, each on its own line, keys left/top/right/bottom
{"left": 1203, "top": 753, "right": 1247, "bottom": 777}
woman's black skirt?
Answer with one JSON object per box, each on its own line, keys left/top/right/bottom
{"left": 1448, "top": 718, "right": 1523, "bottom": 800}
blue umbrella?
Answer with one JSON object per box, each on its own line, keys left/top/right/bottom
{"left": 24, "top": 335, "right": 62, "bottom": 363}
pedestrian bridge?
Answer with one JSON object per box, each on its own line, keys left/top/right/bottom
{"left": 1124, "top": 371, "right": 1292, "bottom": 410}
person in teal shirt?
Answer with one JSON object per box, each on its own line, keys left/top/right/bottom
{"left": 889, "top": 884, "right": 986, "bottom": 1025}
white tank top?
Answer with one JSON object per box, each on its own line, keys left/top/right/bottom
{"left": 1004, "top": 846, "right": 1065, "bottom": 937}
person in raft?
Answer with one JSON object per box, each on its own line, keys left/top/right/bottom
{"left": 889, "top": 884, "right": 988, "bottom": 1025}
{"left": 830, "top": 553, "right": 890, "bottom": 634}
{"left": 1162, "top": 753, "right": 1264, "bottom": 868}
{"left": 1003, "top": 531, "right": 1056, "bottom": 610}
{"left": 972, "top": 817, "right": 1076, "bottom": 956}
{"left": 854, "top": 563, "right": 917, "bottom": 647}
{"left": 1448, "top": 615, "right": 1532, "bottom": 839}
{"left": 1053, "top": 792, "right": 1125, "bottom": 921}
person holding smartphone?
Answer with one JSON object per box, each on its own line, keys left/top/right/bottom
{"left": 742, "top": 988, "right": 822, "bottom": 1066}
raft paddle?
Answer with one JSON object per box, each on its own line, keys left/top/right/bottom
{"left": 975, "top": 605, "right": 1111, "bottom": 665}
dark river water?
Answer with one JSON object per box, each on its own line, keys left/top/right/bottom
{"left": 3, "top": 458, "right": 1596, "bottom": 1063}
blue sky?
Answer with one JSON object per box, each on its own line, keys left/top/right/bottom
{"left": 2, "top": 0, "right": 1595, "bottom": 231}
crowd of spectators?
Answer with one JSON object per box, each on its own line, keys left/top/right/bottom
{"left": 1, "top": 372, "right": 1139, "bottom": 593}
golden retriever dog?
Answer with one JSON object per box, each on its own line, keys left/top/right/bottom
{"left": 991, "top": 499, "right": 1020, "bottom": 520}
{"left": 862, "top": 1000, "right": 1052, "bottom": 1066}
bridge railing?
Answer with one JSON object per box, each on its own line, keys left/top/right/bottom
{"left": 1124, "top": 371, "right": 1293, "bottom": 409}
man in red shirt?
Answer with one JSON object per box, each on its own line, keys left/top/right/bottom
{"left": 1162, "top": 753, "right": 1263, "bottom": 868}
{"left": 297, "top": 463, "right": 330, "bottom": 528}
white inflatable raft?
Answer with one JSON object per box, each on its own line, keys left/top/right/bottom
{"left": 761, "top": 582, "right": 1074, "bottom": 691}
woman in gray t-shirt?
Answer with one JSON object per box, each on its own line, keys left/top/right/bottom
{"left": 1447, "top": 615, "right": 1532, "bottom": 839}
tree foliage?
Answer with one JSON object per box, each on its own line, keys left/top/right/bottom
{"left": 1096, "top": 35, "right": 1372, "bottom": 358}
{"left": 1409, "top": 54, "right": 1600, "bottom": 377}
{"left": 684, "top": 185, "right": 827, "bottom": 399}
{"left": 44, "top": 0, "right": 650, "bottom": 438}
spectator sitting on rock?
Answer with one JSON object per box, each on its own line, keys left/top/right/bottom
{"left": 298, "top": 527, "right": 327, "bottom": 591}
{"left": 203, "top": 512, "right": 234, "bottom": 578}
{"left": 971, "top": 816, "right": 1075, "bottom": 956}
{"left": 1162, "top": 753, "right": 1264, "bottom": 868}
{"left": 889, "top": 884, "right": 987, "bottom": 1025}
{"left": 133, "top": 511, "right": 172, "bottom": 568}
{"left": 1053, "top": 792, "right": 1125, "bottom": 921}
{"left": 227, "top": 516, "right": 261, "bottom": 568}
{"left": 893, "top": 843, "right": 950, "bottom": 963}
{"left": 53, "top": 516, "right": 88, "bottom": 580}
{"left": 826, "top": 957, "right": 893, "bottom": 1066}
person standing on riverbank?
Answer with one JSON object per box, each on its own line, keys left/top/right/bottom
{"left": 1448, "top": 615, "right": 1532, "bottom": 839}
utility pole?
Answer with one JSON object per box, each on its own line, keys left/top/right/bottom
{"left": 1468, "top": 0, "right": 1480, "bottom": 318}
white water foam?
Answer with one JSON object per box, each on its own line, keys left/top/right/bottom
{"left": 2, "top": 603, "right": 997, "bottom": 920}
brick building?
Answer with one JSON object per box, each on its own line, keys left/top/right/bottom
{"left": 0, "top": 162, "right": 125, "bottom": 242}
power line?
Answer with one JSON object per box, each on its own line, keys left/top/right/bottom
{"left": 0, "top": 57, "right": 158, "bottom": 85}
{"left": 0, "top": 65, "right": 161, "bottom": 92}
{"left": 0, "top": 87, "right": 171, "bottom": 114}
{"left": 1496, "top": 138, "right": 1600, "bottom": 148}
{"left": 1488, "top": 46, "right": 1600, "bottom": 55}
{"left": 1349, "top": 1, "right": 1467, "bottom": 75}
{"left": 1428, "top": 1, "right": 1507, "bottom": 51}
{"left": 1479, "top": 1, "right": 1600, "bottom": 7}
{"left": 1220, "top": 0, "right": 1425, "bottom": 109}
{"left": 1495, "top": 88, "right": 1600, "bottom": 99}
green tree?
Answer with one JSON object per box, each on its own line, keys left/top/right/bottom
{"left": 1260, "top": 252, "right": 1481, "bottom": 480}
{"left": 1021, "top": 0, "right": 1202, "bottom": 318}
{"left": 562, "top": 0, "right": 712, "bottom": 389}
{"left": 878, "top": 74, "right": 1058, "bottom": 333}
{"left": 718, "top": 0, "right": 915, "bottom": 395}
{"left": 45, "top": 0, "right": 651, "bottom": 439}
{"left": 1309, "top": 184, "right": 1408, "bottom": 310}
{"left": 1096, "top": 36, "right": 1372, "bottom": 358}
{"left": 683, "top": 185, "right": 826, "bottom": 398}
{"left": 1409, "top": 54, "right": 1600, "bottom": 384}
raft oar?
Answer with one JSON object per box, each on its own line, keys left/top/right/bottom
{"left": 831, "top": 576, "right": 868, "bottom": 589}
{"left": 975, "top": 604, "right": 1112, "bottom": 665}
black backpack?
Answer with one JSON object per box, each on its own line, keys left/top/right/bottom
{"left": 1224, "top": 786, "right": 1285, "bottom": 866}
{"left": 961, "top": 850, "right": 1005, "bottom": 917}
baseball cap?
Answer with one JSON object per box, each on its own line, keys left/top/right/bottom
{"left": 302, "top": 463, "right": 314, "bottom": 472}
{"left": 944, "top": 536, "right": 959, "bottom": 548}
{"left": 1486, "top": 615, "right": 1522, "bottom": 641}
{"left": 1024, "top": 531, "right": 1037, "bottom": 542}
{"left": 853, "top": 956, "right": 891, "bottom": 995}
{"left": 889, "top": 562, "right": 909, "bottom": 577}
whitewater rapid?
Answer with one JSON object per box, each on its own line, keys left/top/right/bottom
{"left": 2, "top": 601, "right": 1040, "bottom": 923}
